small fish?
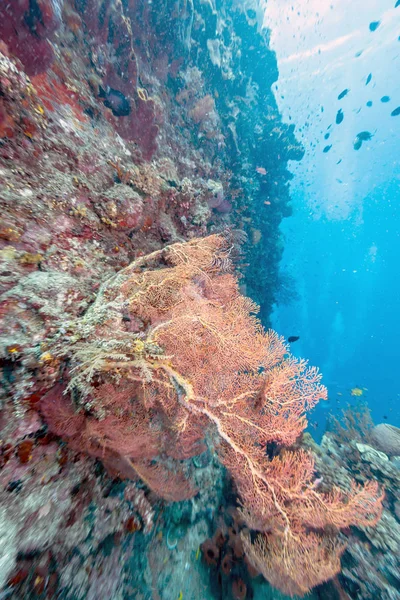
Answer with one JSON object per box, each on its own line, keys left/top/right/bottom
{"left": 351, "top": 387, "right": 364, "bottom": 397}
{"left": 177, "top": 593, "right": 183, "bottom": 600}
{"left": 99, "top": 85, "right": 131, "bottom": 117}
{"left": 383, "top": 415, "right": 388, "bottom": 419}
{"left": 336, "top": 109, "right": 344, "bottom": 124}
{"left": 369, "top": 21, "right": 380, "bottom": 31}
{"left": 323, "top": 145, "right": 332, "bottom": 153}
{"left": 195, "top": 546, "right": 201, "bottom": 560}
{"left": 365, "top": 73, "right": 372, "bottom": 85}
{"left": 380, "top": 96, "right": 390, "bottom": 103}
{"left": 366, "top": 101, "right": 373, "bottom": 107}
{"left": 357, "top": 131, "right": 373, "bottom": 141}
{"left": 256, "top": 166, "right": 267, "bottom": 175}
{"left": 391, "top": 106, "right": 400, "bottom": 116}
{"left": 288, "top": 336, "right": 299, "bottom": 343}
{"left": 396, "top": 0, "right": 400, "bottom": 7}
{"left": 338, "top": 89, "right": 349, "bottom": 100}
{"left": 353, "top": 137, "right": 363, "bottom": 151}
{"left": 324, "top": 133, "right": 330, "bottom": 139}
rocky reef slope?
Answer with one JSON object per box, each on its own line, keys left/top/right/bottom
{"left": 0, "top": 1, "right": 308, "bottom": 598}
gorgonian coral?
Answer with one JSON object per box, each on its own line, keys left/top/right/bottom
{"left": 41, "top": 235, "right": 383, "bottom": 596}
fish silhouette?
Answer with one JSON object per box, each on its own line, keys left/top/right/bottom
{"left": 369, "top": 21, "right": 380, "bottom": 31}
{"left": 99, "top": 86, "right": 131, "bottom": 117}
{"left": 336, "top": 109, "right": 344, "bottom": 124}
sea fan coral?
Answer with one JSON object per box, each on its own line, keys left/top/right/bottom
{"left": 242, "top": 529, "right": 346, "bottom": 598}
{"left": 41, "top": 235, "right": 383, "bottom": 597}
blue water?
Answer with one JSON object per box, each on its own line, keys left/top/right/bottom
{"left": 267, "top": 0, "right": 400, "bottom": 437}
{"left": 273, "top": 180, "right": 400, "bottom": 436}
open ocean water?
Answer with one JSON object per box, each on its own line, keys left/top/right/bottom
{"left": 266, "top": 0, "right": 400, "bottom": 436}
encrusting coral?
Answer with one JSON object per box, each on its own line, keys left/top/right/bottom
{"left": 40, "top": 234, "right": 384, "bottom": 596}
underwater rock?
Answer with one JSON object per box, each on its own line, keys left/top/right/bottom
{"left": 363, "top": 512, "right": 400, "bottom": 554}
{"left": 100, "top": 184, "right": 144, "bottom": 230}
{"left": 110, "top": 93, "right": 161, "bottom": 161}
{"left": 166, "top": 524, "right": 186, "bottom": 550}
{"left": 0, "top": 0, "right": 59, "bottom": 76}
{"left": 391, "top": 456, "right": 400, "bottom": 469}
{"left": 355, "top": 442, "right": 389, "bottom": 463}
{"left": 371, "top": 423, "right": 400, "bottom": 456}
{"left": 310, "top": 422, "right": 400, "bottom": 600}
{"left": 342, "top": 540, "right": 400, "bottom": 600}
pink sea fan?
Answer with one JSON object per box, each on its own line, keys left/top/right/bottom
{"left": 215, "top": 199, "right": 232, "bottom": 214}
{"left": 40, "top": 385, "right": 85, "bottom": 438}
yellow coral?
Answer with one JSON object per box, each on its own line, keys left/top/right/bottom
{"left": 132, "top": 339, "right": 145, "bottom": 354}
{"left": 20, "top": 252, "right": 43, "bottom": 264}
{"left": 137, "top": 87, "right": 149, "bottom": 101}
{"left": 40, "top": 352, "right": 53, "bottom": 363}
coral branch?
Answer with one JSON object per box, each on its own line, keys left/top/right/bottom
{"left": 41, "top": 235, "right": 383, "bottom": 595}
{"left": 242, "top": 529, "right": 346, "bottom": 598}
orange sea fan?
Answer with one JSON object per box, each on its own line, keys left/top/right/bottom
{"left": 43, "top": 235, "right": 383, "bottom": 595}
{"left": 242, "top": 529, "right": 346, "bottom": 598}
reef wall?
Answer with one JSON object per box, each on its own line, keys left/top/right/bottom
{"left": 0, "top": 1, "right": 304, "bottom": 598}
